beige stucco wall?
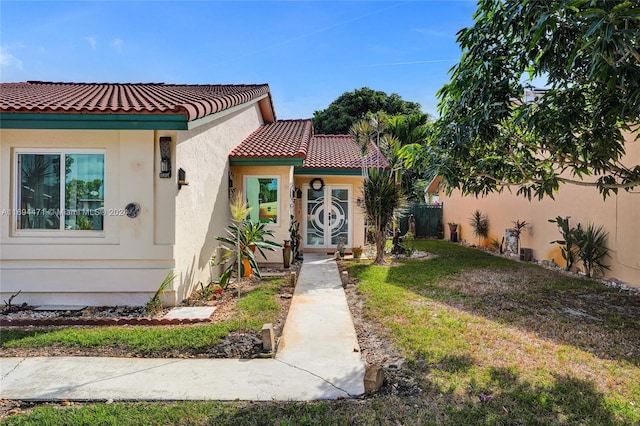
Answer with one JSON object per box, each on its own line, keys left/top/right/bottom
{"left": 228, "top": 165, "right": 294, "bottom": 266}
{"left": 172, "top": 104, "right": 266, "bottom": 303}
{"left": 294, "top": 174, "right": 366, "bottom": 252}
{"left": 0, "top": 129, "right": 177, "bottom": 306}
{"left": 441, "top": 133, "right": 640, "bottom": 288}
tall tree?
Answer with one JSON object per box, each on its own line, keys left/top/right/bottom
{"left": 313, "top": 87, "right": 424, "bottom": 135}
{"left": 435, "top": 0, "right": 640, "bottom": 200}
{"left": 384, "top": 113, "right": 433, "bottom": 200}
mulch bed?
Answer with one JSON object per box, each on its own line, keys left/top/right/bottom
{"left": 0, "top": 267, "right": 298, "bottom": 360}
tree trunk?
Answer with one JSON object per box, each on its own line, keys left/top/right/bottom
{"left": 374, "top": 229, "right": 386, "bottom": 264}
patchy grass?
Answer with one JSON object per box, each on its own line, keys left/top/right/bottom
{"left": 2, "top": 399, "right": 437, "bottom": 426}
{"left": 1, "top": 279, "right": 283, "bottom": 356}
{"left": 350, "top": 240, "right": 640, "bottom": 425}
{"left": 4, "top": 242, "right": 639, "bottom": 425}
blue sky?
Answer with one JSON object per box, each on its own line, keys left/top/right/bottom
{"left": 0, "top": 1, "right": 478, "bottom": 118}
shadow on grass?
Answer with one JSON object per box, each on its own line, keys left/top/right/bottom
{"left": 374, "top": 240, "right": 640, "bottom": 367}
{"left": 426, "top": 365, "right": 625, "bottom": 425}
{"left": 3, "top": 370, "right": 628, "bottom": 426}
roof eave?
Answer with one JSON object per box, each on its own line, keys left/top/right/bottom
{"left": 187, "top": 93, "right": 271, "bottom": 130}
{"left": 0, "top": 112, "right": 187, "bottom": 130}
{"left": 294, "top": 167, "right": 364, "bottom": 176}
{"left": 230, "top": 157, "right": 304, "bottom": 166}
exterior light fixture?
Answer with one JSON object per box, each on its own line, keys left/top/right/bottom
{"left": 159, "top": 136, "right": 172, "bottom": 178}
{"left": 178, "top": 168, "right": 189, "bottom": 189}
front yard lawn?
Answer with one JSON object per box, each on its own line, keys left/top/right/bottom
{"left": 1, "top": 278, "right": 282, "bottom": 357}
{"left": 349, "top": 240, "right": 640, "bottom": 425}
{"left": 3, "top": 241, "right": 639, "bottom": 425}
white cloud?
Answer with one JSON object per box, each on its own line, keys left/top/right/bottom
{"left": 85, "top": 36, "right": 97, "bottom": 49}
{"left": 0, "top": 46, "right": 23, "bottom": 70}
{"left": 110, "top": 38, "right": 124, "bottom": 53}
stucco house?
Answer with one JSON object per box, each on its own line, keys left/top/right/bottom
{"left": 0, "top": 82, "right": 386, "bottom": 307}
{"left": 441, "top": 130, "right": 640, "bottom": 288}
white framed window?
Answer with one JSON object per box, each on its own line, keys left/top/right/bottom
{"left": 244, "top": 176, "right": 279, "bottom": 225}
{"left": 15, "top": 149, "right": 105, "bottom": 232}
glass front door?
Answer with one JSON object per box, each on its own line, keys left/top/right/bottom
{"left": 304, "top": 184, "right": 351, "bottom": 248}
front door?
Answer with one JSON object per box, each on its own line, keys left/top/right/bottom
{"left": 303, "top": 184, "right": 351, "bottom": 249}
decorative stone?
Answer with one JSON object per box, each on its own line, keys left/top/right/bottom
{"left": 364, "top": 365, "right": 385, "bottom": 393}
{"left": 261, "top": 323, "right": 275, "bottom": 352}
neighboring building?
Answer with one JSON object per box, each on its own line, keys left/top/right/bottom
{"left": 441, "top": 130, "right": 640, "bottom": 288}
{"left": 0, "top": 82, "right": 386, "bottom": 306}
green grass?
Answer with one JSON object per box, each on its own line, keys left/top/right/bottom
{"left": 350, "top": 240, "right": 640, "bottom": 425}
{"left": 1, "top": 400, "right": 429, "bottom": 426}
{"left": 1, "top": 279, "right": 283, "bottom": 356}
{"left": 4, "top": 242, "right": 639, "bottom": 425}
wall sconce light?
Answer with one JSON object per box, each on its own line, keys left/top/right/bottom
{"left": 356, "top": 198, "right": 364, "bottom": 208}
{"left": 178, "top": 168, "right": 189, "bottom": 189}
{"left": 295, "top": 187, "right": 302, "bottom": 199}
{"left": 159, "top": 136, "right": 172, "bottom": 178}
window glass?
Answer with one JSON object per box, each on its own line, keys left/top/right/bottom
{"left": 246, "top": 177, "right": 278, "bottom": 224}
{"left": 17, "top": 152, "right": 104, "bottom": 231}
{"left": 64, "top": 154, "right": 104, "bottom": 230}
{"left": 18, "top": 154, "right": 61, "bottom": 230}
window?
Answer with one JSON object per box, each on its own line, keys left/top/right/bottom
{"left": 16, "top": 151, "right": 105, "bottom": 231}
{"left": 245, "top": 176, "right": 279, "bottom": 224}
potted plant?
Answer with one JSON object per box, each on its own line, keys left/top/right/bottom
{"left": 283, "top": 240, "right": 291, "bottom": 268}
{"left": 351, "top": 246, "right": 363, "bottom": 259}
{"left": 448, "top": 222, "right": 458, "bottom": 242}
{"left": 337, "top": 237, "right": 346, "bottom": 257}
{"left": 510, "top": 219, "right": 528, "bottom": 254}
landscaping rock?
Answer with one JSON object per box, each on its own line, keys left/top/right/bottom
{"left": 364, "top": 365, "right": 385, "bottom": 393}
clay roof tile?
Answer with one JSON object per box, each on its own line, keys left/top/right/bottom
{"left": 0, "top": 81, "right": 271, "bottom": 121}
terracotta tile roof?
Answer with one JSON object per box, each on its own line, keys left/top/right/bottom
{"left": 301, "top": 135, "right": 389, "bottom": 169}
{"left": 0, "top": 81, "right": 271, "bottom": 121}
{"left": 230, "top": 119, "right": 312, "bottom": 159}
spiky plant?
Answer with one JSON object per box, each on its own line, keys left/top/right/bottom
{"left": 362, "top": 168, "right": 406, "bottom": 264}
{"left": 574, "top": 223, "right": 610, "bottom": 278}
{"left": 145, "top": 272, "right": 176, "bottom": 316}
{"left": 349, "top": 119, "right": 375, "bottom": 177}
{"left": 469, "top": 210, "right": 489, "bottom": 246}
{"left": 549, "top": 216, "right": 578, "bottom": 271}
{"left": 213, "top": 192, "right": 281, "bottom": 289}
{"left": 230, "top": 191, "right": 252, "bottom": 223}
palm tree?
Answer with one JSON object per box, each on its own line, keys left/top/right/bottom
{"left": 349, "top": 119, "right": 375, "bottom": 177}
{"left": 384, "top": 114, "right": 432, "bottom": 199}
{"left": 362, "top": 168, "right": 406, "bottom": 264}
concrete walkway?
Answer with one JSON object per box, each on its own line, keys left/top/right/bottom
{"left": 0, "top": 254, "right": 365, "bottom": 401}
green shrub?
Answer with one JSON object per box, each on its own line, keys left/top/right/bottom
{"left": 549, "top": 216, "right": 578, "bottom": 271}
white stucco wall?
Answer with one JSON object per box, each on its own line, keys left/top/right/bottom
{"left": 0, "top": 129, "right": 176, "bottom": 306}
{"left": 172, "top": 104, "right": 266, "bottom": 303}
